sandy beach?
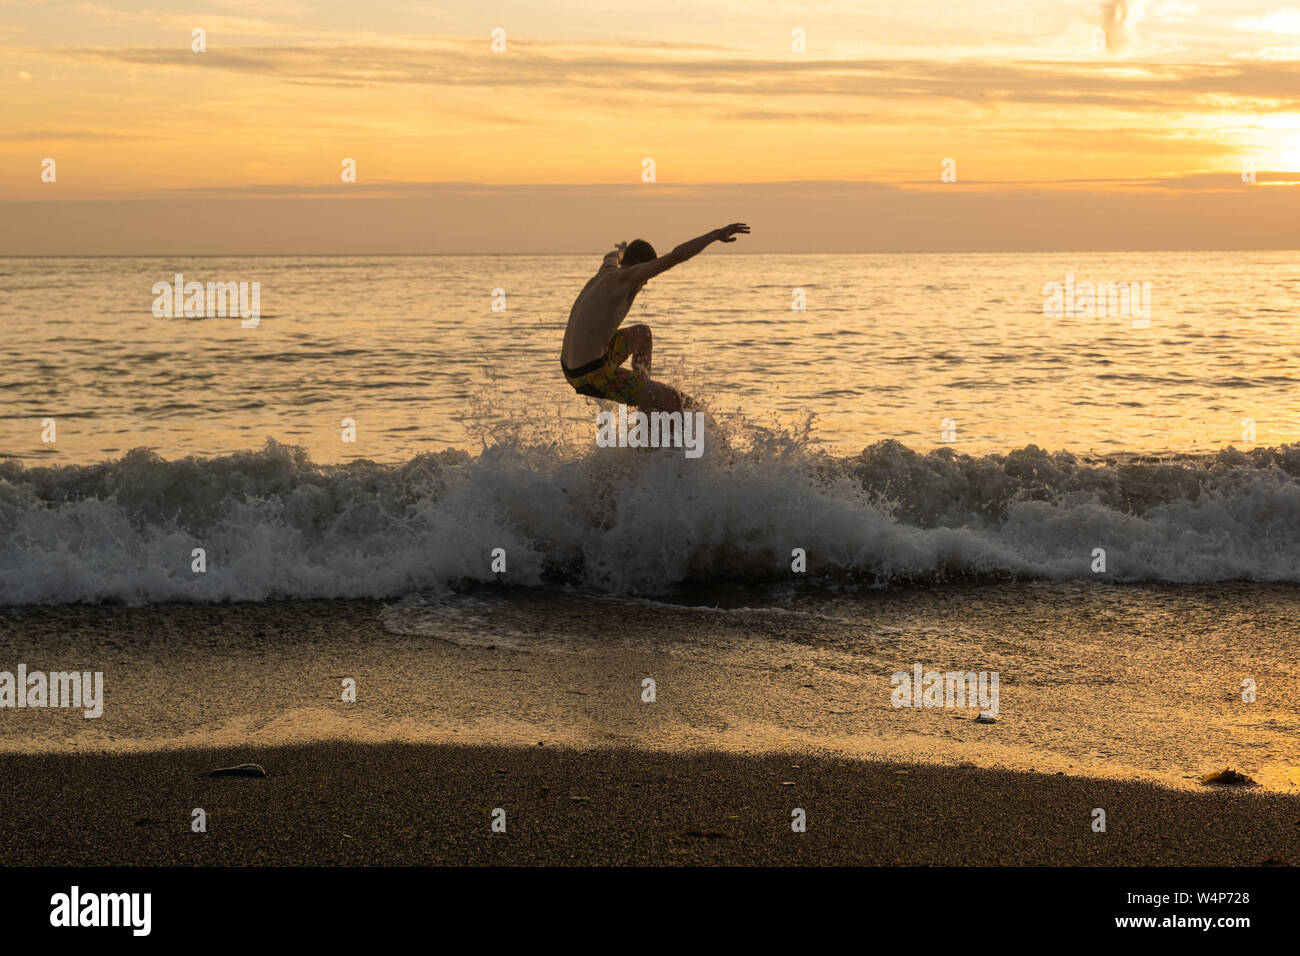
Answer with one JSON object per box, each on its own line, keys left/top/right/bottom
{"left": 3, "top": 586, "right": 1297, "bottom": 782}
{"left": 1, "top": 588, "right": 1296, "bottom": 866}
{"left": 1, "top": 741, "right": 1296, "bottom": 866}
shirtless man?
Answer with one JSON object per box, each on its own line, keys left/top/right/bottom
{"left": 560, "top": 223, "right": 750, "bottom": 412}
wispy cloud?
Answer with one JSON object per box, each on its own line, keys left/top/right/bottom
{"left": 0, "top": 128, "right": 147, "bottom": 142}
{"left": 1101, "top": 0, "right": 1145, "bottom": 53}
{"left": 1235, "top": 6, "right": 1300, "bottom": 34}
{"left": 27, "top": 39, "right": 1300, "bottom": 114}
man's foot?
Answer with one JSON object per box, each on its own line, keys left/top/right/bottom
{"left": 630, "top": 378, "right": 688, "bottom": 413}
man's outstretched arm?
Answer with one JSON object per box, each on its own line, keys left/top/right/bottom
{"left": 599, "top": 241, "right": 627, "bottom": 271}
{"left": 618, "top": 223, "right": 749, "bottom": 284}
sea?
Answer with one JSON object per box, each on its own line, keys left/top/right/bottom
{"left": 2, "top": 251, "right": 1298, "bottom": 789}
{"left": 2, "top": 250, "right": 1298, "bottom": 603}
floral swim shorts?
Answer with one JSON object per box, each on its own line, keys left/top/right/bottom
{"left": 561, "top": 327, "right": 646, "bottom": 403}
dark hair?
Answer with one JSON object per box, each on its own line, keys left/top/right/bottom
{"left": 623, "top": 239, "right": 656, "bottom": 267}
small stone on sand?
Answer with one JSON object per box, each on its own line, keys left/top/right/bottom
{"left": 1200, "top": 768, "right": 1255, "bottom": 786}
{"left": 209, "top": 763, "right": 267, "bottom": 778}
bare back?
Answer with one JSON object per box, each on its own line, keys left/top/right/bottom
{"left": 562, "top": 269, "right": 639, "bottom": 368}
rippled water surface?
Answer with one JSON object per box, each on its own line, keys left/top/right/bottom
{"left": 3, "top": 251, "right": 1297, "bottom": 461}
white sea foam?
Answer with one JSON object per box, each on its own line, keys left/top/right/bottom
{"left": 2, "top": 428, "right": 1299, "bottom": 604}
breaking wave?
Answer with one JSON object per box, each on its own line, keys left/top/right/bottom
{"left": 3, "top": 421, "right": 1300, "bottom": 604}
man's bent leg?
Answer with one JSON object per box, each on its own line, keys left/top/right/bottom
{"left": 626, "top": 325, "right": 652, "bottom": 378}
{"left": 609, "top": 325, "right": 653, "bottom": 378}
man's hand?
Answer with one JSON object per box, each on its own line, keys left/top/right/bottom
{"left": 619, "top": 224, "right": 748, "bottom": 284}
{"left": 601, "top": 241, "right": 627, "bottom": 270}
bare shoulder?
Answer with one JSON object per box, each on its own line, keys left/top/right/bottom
{"left": 589, "top": 270, "right": 630, "bottom": 298}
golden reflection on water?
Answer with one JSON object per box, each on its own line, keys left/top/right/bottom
{"left": 3, "top": 252, "right": 1298, "bottom": 464}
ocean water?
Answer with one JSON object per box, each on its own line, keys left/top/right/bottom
{"left": 2, "top": 251, "right": 1299, "bottom": 604}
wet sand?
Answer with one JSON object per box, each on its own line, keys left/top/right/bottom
{"left": 1, "top": 588, "right": 1297, "bottom": 865}
{"left": 2, "top": 587, "right": 1297, "bottom": 790}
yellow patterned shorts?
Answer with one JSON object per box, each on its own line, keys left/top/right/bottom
{"left": 561, "top": 327, "right": 646, "bottom": 403}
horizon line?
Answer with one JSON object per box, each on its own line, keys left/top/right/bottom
{"left": 4, "top": 248, "right": 1299, "bottom": 259}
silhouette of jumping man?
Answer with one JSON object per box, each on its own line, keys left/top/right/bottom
{"left": 560, "top": 223, "right": 750, "bottom": 412}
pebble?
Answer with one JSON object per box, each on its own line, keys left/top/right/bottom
{"left": 209, "top": 763, "right": 267, "bottom": 778}
{"left": 1200, "top": 768, "right": 1255, "bottom": 786}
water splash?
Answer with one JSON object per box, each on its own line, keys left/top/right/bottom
{"left": 2, "top": 413, "right": 1299, "bottom": 603}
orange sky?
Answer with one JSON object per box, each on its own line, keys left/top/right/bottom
{"left": 2, "top": 0, "right": 1299, "bottom": 251}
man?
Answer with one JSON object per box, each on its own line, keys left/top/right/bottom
{"left": 561, "top": 222, "right": 750, "bottom": 412}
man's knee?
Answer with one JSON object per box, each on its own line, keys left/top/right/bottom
{"left": 628, "top": 324, "right": 652, "bottom": 349}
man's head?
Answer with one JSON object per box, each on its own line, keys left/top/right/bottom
{"left": 622, "top": 239, "right": 656, "bottom": 268}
